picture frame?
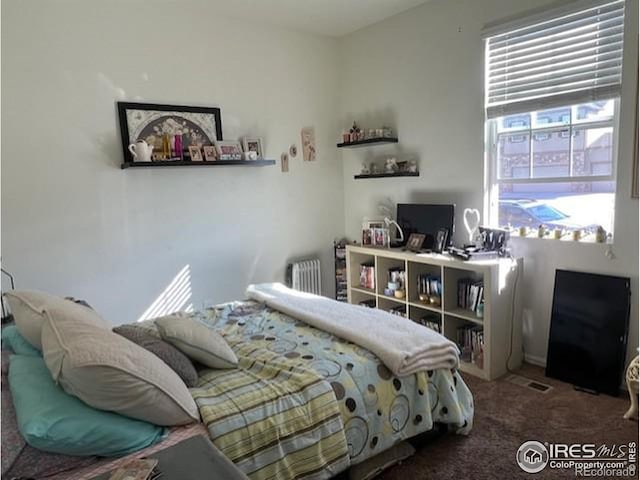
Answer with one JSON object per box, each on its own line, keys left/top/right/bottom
{"left": 188, "top": 146, "right": 203, "bottom": 162}
{"left": 117, "top": 102, "right": 222, "bottom": 163}
{"left": 215, "top": 140, "right": 243, "bottom": 160}
{"left": 242, "top": 137, "right": 264, "bottom": 159}
{"left": 372, "top": 228, "right": 390, "bottom": 248}
{"left": 434, "top": 228, "right": 450, "bottom": 253}
{"left": 202, "top": 145, "right": 217, "bottom": 161}
{"left": 406, "top": 233, "right": 426, "bottom": 252}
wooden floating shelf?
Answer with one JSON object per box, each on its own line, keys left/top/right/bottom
{"left": 337, "top": 137, "right": 398, "bottom": 148}
{"left": 121, "top": 159, "right": 276, "bottom": 169}
{"left": 354, "top": 172, "right": 419, "bottom": 179}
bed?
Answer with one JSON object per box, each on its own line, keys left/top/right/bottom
{"left": 2, "top": 296, "right": 474, "bottom": 480}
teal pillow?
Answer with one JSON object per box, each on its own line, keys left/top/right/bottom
{"left": 8, "top": 355, "right": 166, "bottom": 457}
{"left": 1, "top": 326, "right": 41, "bottom": 356}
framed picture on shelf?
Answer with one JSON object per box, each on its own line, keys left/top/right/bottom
{"left": 117, "top": 102, "right": 222, "bottom": 163}
{"left": 406, "top": 233, "right": 426, "bottom": 252}
{"left": 188, "top": 146, "right": 203, "bottom": 161}
{"left": 372, "top": 228, "right": 390, "bottom": 247}
{"left": 434, "top": 228, "right": 449, "bottom": 253}
{"left": 202, "top": 145, "right": 217, "bottom": 161}
{"left": 215, "top": 140, "right": 243, "bottom": 160}
{"left": 242, "top": 137, "right": 264, "bottom": 159}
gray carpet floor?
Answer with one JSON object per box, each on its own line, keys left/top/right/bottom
{"left": 378, "top": 364, "right": 638, "bottom": 479}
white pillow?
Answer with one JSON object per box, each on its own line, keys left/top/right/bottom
{"left": 4, "top": 290, "right": 107, "bottom": 349}
{"left": 41, "top": 302, "right": 199, "bottom": 426}
{"left": 155, "top": 315, "right": 238, "bottom": 369}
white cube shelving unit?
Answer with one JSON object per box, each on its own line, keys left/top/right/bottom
{"left": 346, "top": 245, "right": 523, "bottom": 380}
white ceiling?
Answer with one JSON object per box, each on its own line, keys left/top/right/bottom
{"left": 205, "top": 0, "right": 431, "bottom": 37}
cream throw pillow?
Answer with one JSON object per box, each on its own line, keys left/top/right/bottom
{"left": 41, "top": 302, "right": 199, "bottom": 426}
{"left": 155, "top": 315, "right": 238, "bottom": 369}
{"left": 4, "top": 290, "right": 106, "bottom": 349}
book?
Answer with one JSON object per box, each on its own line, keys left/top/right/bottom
{"left": 359, "top": 263, "right": 375, "bottom": 290}
{"left": 457, "top": 278, "right": 484, "bottom": 314}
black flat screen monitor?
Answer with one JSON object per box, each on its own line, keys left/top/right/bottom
{"left": 396, "top": 204, "right": 454, "bottom": 250}
{"left": 546, "top": 269, "right": 631, "bottom": 396}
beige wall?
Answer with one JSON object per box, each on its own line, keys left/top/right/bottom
{"left": 337, "top": 0, "right": 639, "bottom": 366}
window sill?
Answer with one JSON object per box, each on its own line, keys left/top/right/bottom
{"left": 509, "top": 234, "right": 612, "bottom": 246}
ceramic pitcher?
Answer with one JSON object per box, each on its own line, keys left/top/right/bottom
{"left": 128, "top": 140, "right": 154, "bottom": 162}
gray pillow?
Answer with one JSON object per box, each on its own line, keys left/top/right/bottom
{"left": 113, "top": 325, "right": 198, "bottom": 388}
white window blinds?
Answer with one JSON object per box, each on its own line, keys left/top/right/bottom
{"left": 485, "top": 0, "right": 625, "bottom": 119}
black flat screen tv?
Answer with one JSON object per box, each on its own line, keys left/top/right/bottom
{"left": 396, "top": 204, "right": 454, "bottom": 250}
{"left": 546, "top": 269, "right": 631, "bottom": 396}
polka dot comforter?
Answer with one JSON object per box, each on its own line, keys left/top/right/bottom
{"left": 195, "top": 300, "right": 474, "bottom": 470}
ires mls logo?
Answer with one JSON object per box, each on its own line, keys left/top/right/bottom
{"left": 516, "top": 441, "right": 549, "bottom": 473}
{"left": 517, "top": 440, "right": 637, "bottom": 477}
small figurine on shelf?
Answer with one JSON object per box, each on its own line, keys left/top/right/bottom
{"left": 382, "top": 126, "right": 393, "bottom": 138}
{"left": 361, "top": 162, "right": 370, "bottom": 175}
{"left": 342, "top": 130, "right": 350, "bottom": 143}
{"left": 537, "top": 224, "right": 546, "bottom": 238}
{"left": 408, "top": 160, "right": 418, "bottom": 172}
{"left": 370, "top": 162, "right": 380, "bottom": 174}
{"left": 595, "top": 226, "right": 607, "bottom": 243}
{"left": 350, "top": 122, "right": 361, "bottom": 143}
{"left": 384, "top": 157, "right": 398, "bottom": 173}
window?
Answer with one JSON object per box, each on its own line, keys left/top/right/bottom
{"left": 483, "top": 0, "right": 625, "bottom": 237}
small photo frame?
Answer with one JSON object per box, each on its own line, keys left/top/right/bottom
{"left": 188, "top": 146, "right": 203, "bottom": 162}
{"left": 372, "top": 228, "right": 390, "bottom": 248}
{"left": 434, "top": 228, "right": 450, "bottom": 253}
{"left": 242, "top": 137, "right": 264, "bottom": 159}
{"left": 202, "top": 145, "right": 217, "bottom": 161}
{"left": 406, "top": 233, "right": 426, "bottom": 252}
{"left": 216, "top": 140, "right": 243, "bottom": 160}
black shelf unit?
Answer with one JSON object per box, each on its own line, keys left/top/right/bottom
{"left": 354, "top": 171, "right": 419, "bottom": 180}
{"left": 337, "top": 137, "right": 398, "bottom": 148}
{"left": 334, "top": 240, "right": 348, "bottom": 302}
{"left": 121, "top": 159, "right": 276, "bottom": 169}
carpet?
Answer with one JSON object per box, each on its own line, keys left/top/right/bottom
{"left": 378, "top": 364, "right": 639, "bottom": 479}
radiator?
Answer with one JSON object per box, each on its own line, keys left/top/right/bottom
{"left": 288, "top": 259, "right": 322, "bottom": 295}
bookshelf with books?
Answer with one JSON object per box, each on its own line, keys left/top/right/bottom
{"left": 346, "top": 245, "right": 523, "bottom": 380}
{"left": 334, "top": 240, "right": 348, "bottom": 302}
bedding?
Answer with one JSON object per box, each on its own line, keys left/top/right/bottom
{"left": 2, "top": 296, "right": 473, "bottom": 480}
{"left": 1, "top": 325, "right": 41, "bottom": 356}
{"left": 41, "top": 302, "right": 200, "bottom": 426}
{"left": 188, "top": 300, "right": 474, "bottom": 479}
{"left": 9, "top": 354, "right": 166, "bottom": 456}
{"left": 4, "top": 290, "right": 107, "bottom": 349}
{"left": 246, "top": 283, "right": 460, "bottom": 375}
{"left": 113, "top": 324, "right": 199, "bottom": 387}
{"left": 155, "top": 314, "right": 238, "bottom": 369}
{"left": 1, "top": 349, "right": 98, "bottom": 479}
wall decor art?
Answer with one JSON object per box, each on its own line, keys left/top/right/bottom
{"left": 301, "top": 127, "right": 316, "bottom": 161}
{"left": 289, "top": 144, "right": 298, "bottom": 158}
{"left": 281, "top": 152, "right": 289, "bottom": 172}
{"left": 242, "top": 137, "right": 264, "bottom": 159}
{"left": 117, "top": 102, "right": 222, "bottom": 163}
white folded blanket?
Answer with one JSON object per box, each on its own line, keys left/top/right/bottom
{"left": 246, "top": 283, "right": 460, "bottom": 376}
